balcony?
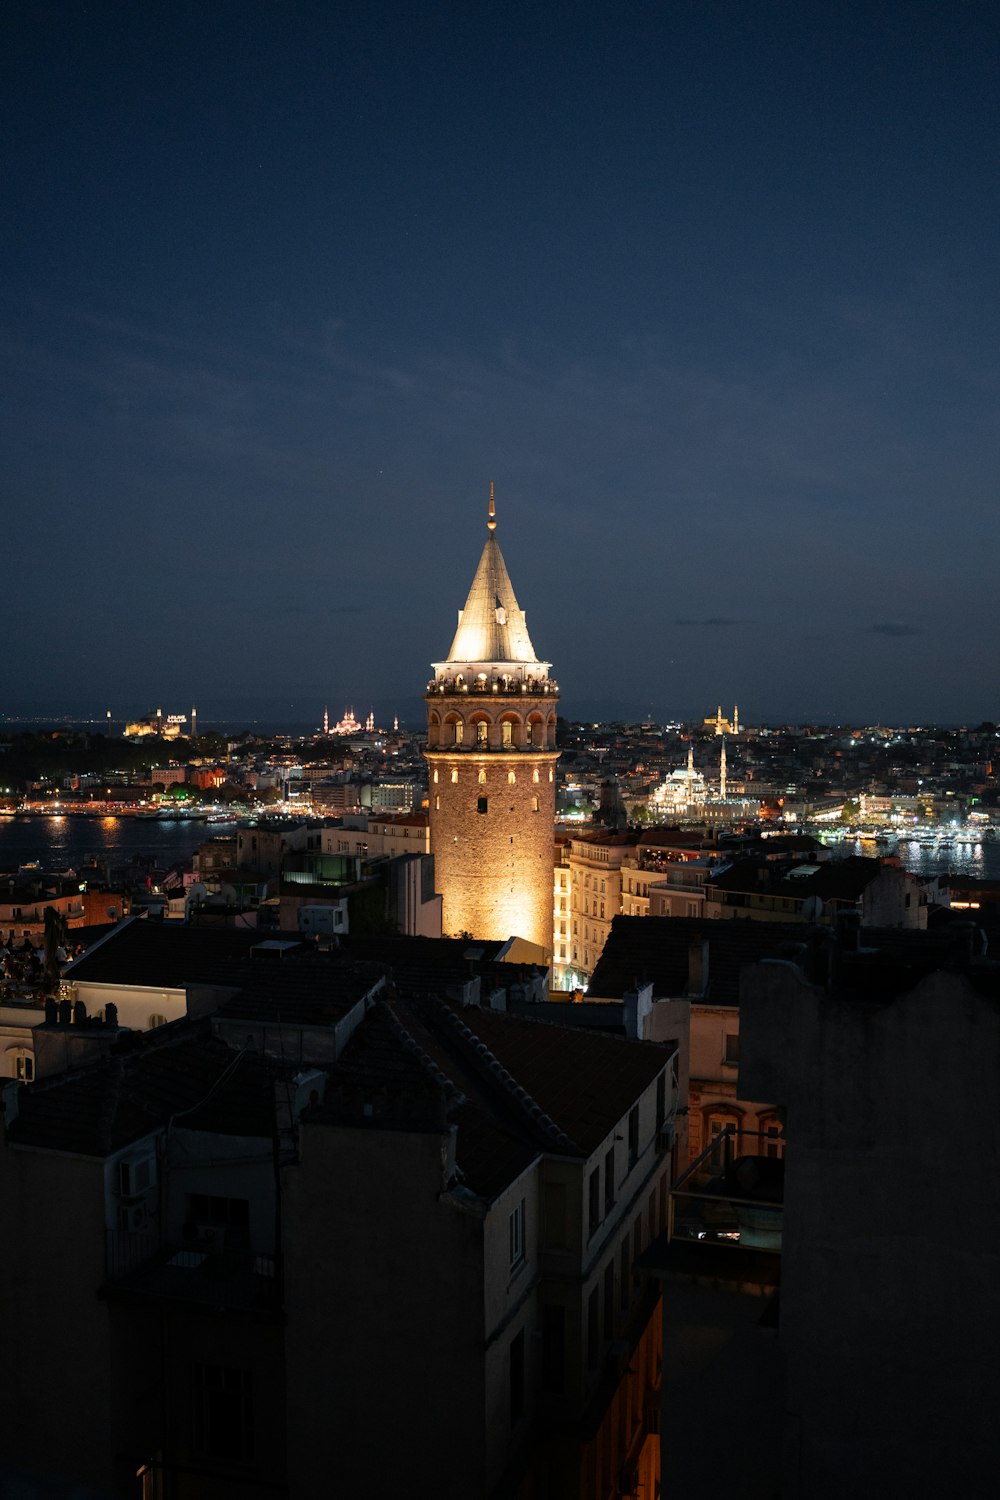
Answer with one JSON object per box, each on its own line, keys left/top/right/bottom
{"left": 667, "top": 1129, "right": 784, "bottom": 1261}
{"left": 105, "top": 1229, "right": 280, "bottom": 1311}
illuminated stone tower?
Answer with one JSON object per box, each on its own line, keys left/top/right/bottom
{"left": 425, "top": 486, "right": 559, "bottom": 954}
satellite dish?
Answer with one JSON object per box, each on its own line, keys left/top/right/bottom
{"left": 802, "top": 896, "right": 825, "bottom": 921}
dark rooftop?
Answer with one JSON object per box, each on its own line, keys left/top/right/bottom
{"left": 63, "top": 919, "right": 284, "bottom": 989}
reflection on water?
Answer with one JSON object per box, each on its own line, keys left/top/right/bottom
{"left": 0, "top": 815, "right": 231, "bottom": 870}
{"left": 842, "top": 837, "right": 999, "bottom": 880}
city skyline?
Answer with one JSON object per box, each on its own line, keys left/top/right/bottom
{"left": 4, "top": 3, "right": 999, "bottom": 723}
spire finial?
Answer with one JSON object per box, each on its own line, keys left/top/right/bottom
{"left": 487, "top": 481, "right": 496, "bottom": 533}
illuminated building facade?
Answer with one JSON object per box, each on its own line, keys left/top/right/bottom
{"left": 425, "top": 488, "right": 559, "bottom": 953}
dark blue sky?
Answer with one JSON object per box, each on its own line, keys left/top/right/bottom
{"left": 3, "top": 1, "right": 998, "bottom": 726}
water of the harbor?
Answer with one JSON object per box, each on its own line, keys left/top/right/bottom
{"left": 0, "top": 815, "right": 235, "bottom": 872}
{"left": 3, "top": 815, "right": 1000, "bottom": 882}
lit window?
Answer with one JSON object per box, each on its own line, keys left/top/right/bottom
{"left": 549, "top": 769, "right": 553, "bottom": 782}
{"left": 454, "top": 722, "right": 463, "bottom": 744}
{"left": 478, "top": 769, "right": 487, "bottom": 784}
{"left": 451, "top": 770, "right": 459, "bottom": 784}
{"left": 477, "top": 720, "right": 488, "bottom": 744}
{"left": 433, "top": 770, "right": 439, "bottom": 783}
{"left": 532, "top": 797, "right": 539, "bottom": 812}
{"left": 502, "top": 721, "right": 513, "bottom": 747}
{"left": 525, "top": 722, "right": 533, "bottom": 744}
{"left": 532, "top": 768, "right": 539, "bottom": 783}
{"left": 434, "top": 795, "right": 440, "bottom": 810}
{"left": 13, "top": 1051, "right": 33, "bottom": 1083}
{"left": 508, "top": 771, "right": 516, "bottom": 784}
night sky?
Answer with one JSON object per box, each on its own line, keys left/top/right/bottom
{"left": 4, "top": 2, "right": 998, "bottom": 727}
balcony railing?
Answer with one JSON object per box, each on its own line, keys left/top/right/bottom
{"left": 668, "top": 1128, "right": 784, "bottom": 1253}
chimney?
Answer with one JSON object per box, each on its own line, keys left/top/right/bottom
{"left": 44, "top": 998, "right": 57, "bottom": 1026}
{"left": 73, "top": 1000, "right": 87, "bottom": 1026}
{"left": 58, "top": 999, "right": 71, "bottom": 1026}
{"left": 686, "top": 939, "right": 709, "bottom": 998}
{"left": 105, "top": 1001, "right": 119, "bottom": 1029}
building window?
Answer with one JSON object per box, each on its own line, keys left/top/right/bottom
{"left": 454, "top": 721, "right": 463, "bottom": 744}
{"left": 193, "top": 1364, "right": 254, "bottom": 1462}
{"left": 533, "top": 768, "right": 539, "bottom": 783}
{"left": 541, "top": 1304, "right": 565, "bottom": 1392}
{"left": 532, "top": 796, "right": 539, "bottom": 812}
{"left": 148, "top": 1014, "right": 167, "bottom": 1030}
{"left": 724, "top": 1032, "right": 740, "bottom": 1065}
{"left": 476, "top": 720, "right": 488, "bottom": 744}
{"left": 477, "top": 796, "right": 488, "bottom": 814}
{"left": 588, "top": 1167, "right": 601, "bottom": 1235}
{"left": 478, "top": 769, "right": 487, "bottom": 784}
{"left": 603, "top": 1259, "right": 615, "bottom": 1339}
{"left": 509, "top": 1328, "right": 525, "bottom": 1426}
{"left": 502, "top": 721, "right": 513, "bottom": 747}
{"left": 604, "top": 1146, "right": 615, "bottom": 1212}
{"left": 451, "top": 769, "right": 459, "bottom": 784}
{"left": 13, "top": 1051, "right": 33, "bottom": 1083}
{"left": 433, "top": 769, "right": 439, "bottom": 783}
{"left": 509, "top": 1198, "right": 526, "bottom": 1269}
{"left": 549, "top": 769, "right": 553, "bottom": 781}
{"left": 627, "top": 1106, "right": 639, "bottom": 1168}
{"left": 434, "top": 795, "right": 440, "bottom": 810}
{"left": 525, "top": 722, "right": 533, "bottom": 744}
{"left": 508, "top": 770, "right": 516, "bottom": 784}
{"left": 587, "top": 1286, "right": 600, "bottom": 1368}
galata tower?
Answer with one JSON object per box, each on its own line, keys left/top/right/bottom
{"left": 424, "top": 486, "right": 559, "bottom": 954}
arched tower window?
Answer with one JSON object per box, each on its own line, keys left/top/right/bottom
{"left": 478, "top": 769, "right": 487, "bottom": 784}
{"left": 532, "top": 768, "right": 540, "bottom": 784}
{"left": 508, "top": 771, "right": 516, "bottom": 784}
{"left": 477, "top": 720, "right": 488, "bottom": 744}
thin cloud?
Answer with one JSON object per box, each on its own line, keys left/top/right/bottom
{"left": 866, "top": 622, "right": 923, "bottom": 637}
{"left": 673, "top": 616, "right": 744, "bottom": 627}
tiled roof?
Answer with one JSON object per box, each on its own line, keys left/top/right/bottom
{"left": 322, "top": 991, "right": 671, "bottom": 1199}
{"left": 215, "top": 956, "right": 385, "bottom": 1027}
{"left": 589, "top": 914, "right": 980, "bottom": 1007}
{"left": 9, "top": 1024, "right": 285, "bottom": 1155}
{"left": 588, "top": 915, "right": 815, "bottom": 1005}
{"left": 63, "top": 919, "right": 280, "bottom": 988}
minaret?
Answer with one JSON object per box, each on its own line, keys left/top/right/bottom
{"left": 190, "top": 705, "right": 197, "bottom": 738}
{"left": 425, "top": 485, "right": 559, "bottom": 954}
{"left": 720, "top": 737, "right": 727, "bottom": 800}
{"left": 733, "top": 703, "right": 740, "bottom": 734}
{"left": 323, "top": 706, "right": 329, "bottom": 735}
{"left": 715, "top": 705, "right": 724, "bottom": 735}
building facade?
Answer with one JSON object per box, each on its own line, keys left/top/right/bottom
{"left": 425, "top": 490, "right": 559, "bottom": 954}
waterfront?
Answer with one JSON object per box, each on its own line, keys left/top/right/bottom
{"left": 3, "top": 814, "right": 1000, "bottom": 882}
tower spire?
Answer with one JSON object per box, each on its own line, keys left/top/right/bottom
{"left": 487, "top": 480, "right": 496, "bottom": 533}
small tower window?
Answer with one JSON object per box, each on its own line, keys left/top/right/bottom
{"left": 477, "top": 797, "right": 488, "bottom": 814}
{"left": 532, "top": 768, "right": 540, "bottom": 784}
{"left": 451, "top": 770, "right": 459, "bottom": 784}
{"left": 532, "top": 796, "right": 540, "bottom": 813}
{"left": 502, "top": 721, "right": 513, "bottom": 747}
{"left": 433, "top": 770, "right": 439, "bottom": 784}
{"left": 508, "top": 771, "right": 516, "bottom": 784}
{"left": 549, "top": 769, "right": 554, "bottom": 782}
{"left": 434, "top": 795, "right": 440, "bottom": 810}
{"left": 525, "top": 722, "right": 533, "bottom": 744}
{"left": 477, "top": 721, "right": 488, "bottom": 744}
{"left": 478, "top": 769, "right": 487, "bottom": 784}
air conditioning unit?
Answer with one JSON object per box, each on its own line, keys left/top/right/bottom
{"left": 119, "top": 1154, "right": 156, "bottom": 1199}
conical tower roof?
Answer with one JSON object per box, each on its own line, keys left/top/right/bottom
{"left": 445, "top": 489, "right": 540, "bottom": 665}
